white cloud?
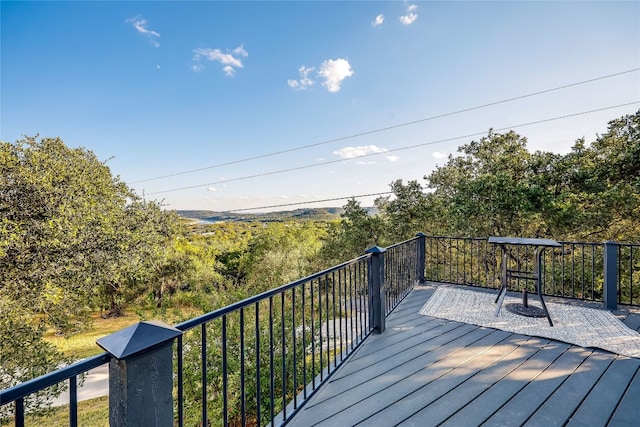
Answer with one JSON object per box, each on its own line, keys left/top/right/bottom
{"left": 192, "top": 45, "right": 248, "bottom": 76}
{"left": 433, "top": 151, "right": 447, "bottom": 159}
{"left": 318, "top": 58, "right": 353, "bottom": 93}
{"left": 387, "top": 155, "right": 399, "bottom": 162}
{"left": 400, "top": 4, "right": 418, "bottom": 25}
{"left": 288, "top": 66, "right": 315, "bottom": 90}
{"left": 333, "top": 145, "right": 388, "bottom": 159}
{"left": 208, "top": 187, "right": 217, "bottom": 192}
{"left": 233, "top": 45, "right": 248, "bottom": 57}
{"left": 372, "top": 14, "right": 384, "bottom": 28}
{"left": 357, "top": 161, "right": 377, "bottom": 165}
{"left": 126, "top": 16, "right": 160, "bottom": 47}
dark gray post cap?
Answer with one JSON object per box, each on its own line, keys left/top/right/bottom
{"left": 96, "top": 320, "right": 182, "bottom": 360}
{"left": 366, "top": 246, "right": 387, "bottom": 254}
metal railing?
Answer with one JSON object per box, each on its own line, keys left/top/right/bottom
{"left": 1, "top": 237, "right": 423, "bottom": 426}
{"left": 618, "top": 243, "right": 640, "bottom": 305}
{"left": 423, "top": 236, "right": 640, "bottom": 306}
{"left": 173, "top": 254, "right": 374, "bottom": 427}
{"left": 384, "top": 237, "right": 422, "bottom": 316}
{"left": 0, "top": 353, "right": 111, "bottom": 426}
{"left": 172, "top": 236, "right": 422, "bottom": 427}
{"left": 1, "top": 254, "right": 379, "bottom": 427}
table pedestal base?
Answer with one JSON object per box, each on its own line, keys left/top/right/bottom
{"left": 505, "top": 303, "right": 547, "bottom": 318}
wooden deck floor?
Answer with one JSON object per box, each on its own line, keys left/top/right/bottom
{"left": 287, "top": 283, "right": 640, "bottom": 427}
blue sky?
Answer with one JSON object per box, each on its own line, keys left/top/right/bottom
{"left": 2, "top": 1, "right": 639, "bottom": 212}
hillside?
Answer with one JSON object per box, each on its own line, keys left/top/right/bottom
{"left": 176, "top": 207, "right": 355, "bottom": 223}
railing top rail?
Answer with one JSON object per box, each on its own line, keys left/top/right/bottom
{"left": 617, "top": 242, "right": 640, "bottom": 248}
{"left": 175, "top": 253, "right": 371, "bottom": 332}
{"left": 424, "top": 235, "right": 615, "bottom": 246}
{"left": 0, "top": 352, "right": 111, "bottom": 405}
{"left": 386, "top": 235, "right": 421, "bottom": 250}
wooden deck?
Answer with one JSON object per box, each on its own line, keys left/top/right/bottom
{"left": 287, "top": 283, "right": 640, "bottom": 427}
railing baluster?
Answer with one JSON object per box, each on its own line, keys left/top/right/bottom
{"left": 619, "top": 244, "right": 625, "bottom": 304}
{"left": 332, "top": 271, "right": 337, "bottom": 367}
{"left": 255, "top": 301, "right": 261, "bottom": 427}
{"left": 338, "top": 269, "right": 343, "bottom": 362}
{"left": 301, "top": 282, "right": 307, "bottom": 400}
{"left": 222, "top": 315, "right": 228, "bottom": 427}
{"left": 15, "top": 397, "right": 24, "bottom": 427}
{"left": 591, "top": 244, "right": 596, "bottom": 301}
{"left": 267, "top": 296, "right": 274, "bottom": 426}
{"left": 631, "top": 246, "right": 635, "bottom": 305}
{"left": 310, "top": 279, "right": 316, "bottom": 390}
{"left": 69, "top": 375, "right": 78, "bottom": 427}
{"left": 280, "top": 292, "right": 286, "bottom": 421}
{"left": 177, "top": 334, "right": 184, "bottom": 427}
{"left": 201, "top": 323, "right": 207, "bottom": 427}
{"left": 318, "top": 277, "right": 324, "bottom": 382}
{"left": 292, "top": 287, "right": 297, "bottom": 409}
{"left": 325, "top": 276, "right": 330, "bottom": 372}
{"left": 349, "top": 264, "right": 355, "bottom": 350}
{"left": 240, "top": 308, "right": 246, "bottom": 427}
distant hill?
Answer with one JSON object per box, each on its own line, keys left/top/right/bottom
{"left": 176, "top": 207, "right": 377, "bottom": 223}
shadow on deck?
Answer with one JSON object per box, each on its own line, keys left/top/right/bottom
{"left": 287, "top": 283, "right": 640, "bottom": 427}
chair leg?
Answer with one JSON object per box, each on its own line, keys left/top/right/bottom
{"left": 536, "top": 247, "right": 553, "bottom": 326}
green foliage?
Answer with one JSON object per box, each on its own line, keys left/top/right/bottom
{"left": 322, "top": 199, "right": 384, "bottom": 263}
{"left": 0, "top": 136, "right": 182, "bottom": 415}
{"left": 422, "top": 111, "right": 640, "bottom": 241}
{"left": 375, "top": 179, "right": 430, "bottom": 241}
{"left": 1, "top": 136, "right": 130, "bottom": 331}
{"left": 0, "top": 298, "right": 68, "bottom": 421}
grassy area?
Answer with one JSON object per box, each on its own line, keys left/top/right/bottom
{"left": 43, "top": 312, "right": 144, "bottom": 359}
{"left": 44, "top": 305, "right": 204, "bottom": 359}
{"left": 13, "top": 396, "right": 109, "bottom": 427}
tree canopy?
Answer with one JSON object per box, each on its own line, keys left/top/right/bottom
{"left": 330, "top": 110, "right": 640, "bottom": 258}
{"left": 0, "top": 136, "right": 183, "bottom": 405}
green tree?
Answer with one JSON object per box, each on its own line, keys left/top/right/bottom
{"left": 244, "top": 222, "right": 327, "bottom": 292}
{"left": 322, "top": 199, "right": 384, "bottom": 263}
{"left": 0, "top": 136, "right": 182, "bottom": 414}
{"left": 1, "top": 136, "right": 133, "bottom": 331}
{"left": 424, "top": 130, "right": 551, "bottom": 237}
{"left": 375, "top": 179, "right": 429, "bottom": 241}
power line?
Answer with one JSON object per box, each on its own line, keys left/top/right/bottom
{"left": 228, "top": 192, "right": 394, "bottom": 212}
{"left": 148, "top": 100, "right": 639, "bottom": 195}
{"left": 132, "top": 68, "right": 639, "bottom": 184}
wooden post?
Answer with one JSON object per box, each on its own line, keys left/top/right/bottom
{"left": 604, "top": 241, "right": 618, "bottom": 310}
{"left": 97, "top": 321, "right": 182, "bottom": 427}
{"left": 367, "top": 246, "right": 386, "bottom": 334}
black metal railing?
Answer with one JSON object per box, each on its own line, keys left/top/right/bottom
{"left": 423, "top": 236, "right": 640, "bottom": 306}
{"left": 173, "top": 254, "right": 374, "bottom": 427}
{"left": 384, "top": 237, "right": 421, "bottom": 316}
{"left": 0, "top": 353, "right": 111, "bottom": 426}
{"left": 2, "top": 235, "right": 419, "bottom": 427}
{"left": 172, "top": 236, "right": 423, "bottom": 427}
{"left": 618, "top": 243, "right": 640, "bottom": 305}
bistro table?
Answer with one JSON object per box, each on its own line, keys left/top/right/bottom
{"left": 489, "top": 237, "right": 562, "bottom": 326}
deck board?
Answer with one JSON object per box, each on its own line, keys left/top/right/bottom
{"left": 440, "top": 340, "right": 569, "bottom": 427}
{"left": 567, "top": 357, "right": 640, "bottom": 426}
{"left": 287, "top": 283, "right": 640, "bottom": 427}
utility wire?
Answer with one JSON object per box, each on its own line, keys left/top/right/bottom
{"left": 148, "top": 100, "right": 639, "bottom": 195}
{"left": 132, "top": 68, "right": 639, "bottom": 184}
{"left": 228, "top": 192, "right": 394, "bottom": 212}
